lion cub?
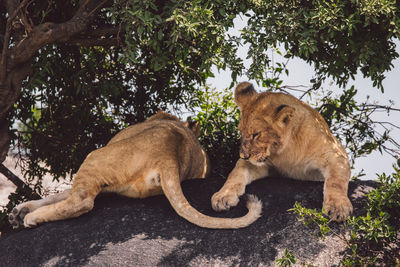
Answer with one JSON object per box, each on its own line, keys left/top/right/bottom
{"left": 9, "top": 111, "right": 261, "bottom": 229}
{"left": 212, "top": 82, "right": 353, "bottom": 221}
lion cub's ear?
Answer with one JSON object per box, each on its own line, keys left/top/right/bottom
{"left": 234, "top": 82, "right": 257, "bottom": 110}
{"left": 275, "top": 105, "right": 295, "bottom": 126}
{"left": 184, "top": 120, "right": 201, "bottom": 137}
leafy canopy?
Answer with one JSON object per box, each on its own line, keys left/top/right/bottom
{"left": 244, "top": 0, "right": 400, "bottom": 90}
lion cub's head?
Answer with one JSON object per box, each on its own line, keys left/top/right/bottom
{"left": 235, "top": 82, "right": 296, "bottom": 166}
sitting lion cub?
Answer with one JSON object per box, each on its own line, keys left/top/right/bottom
{"left": 212, "top": 82, "right": 353, "bottom": 221}
{"left": 9, "top": 111, "right": 261, "bottom": 229}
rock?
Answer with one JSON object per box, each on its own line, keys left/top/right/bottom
{"left": 0, "top": 177, "right": 376, "bottom": 266}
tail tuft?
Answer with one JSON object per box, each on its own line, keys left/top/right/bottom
{"left": 245, "top": 194, "right": 262, "bottom": 219}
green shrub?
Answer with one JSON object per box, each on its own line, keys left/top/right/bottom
{"left": 190, "top": 86, "right": 241, "bottom": 178}
{"left": 275, "top": 248, "right": 297, "bottom": 267}
{"left": 290, "top": 164, "right": 400, "bottom": 266}
{"left": 367, "top": 168, "right": 400, "bottom": 225}
{"left": 289, "top": 202, "right": 331, "bottom": 238}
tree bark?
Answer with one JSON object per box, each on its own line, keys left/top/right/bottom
{"left": 0, "top": 120, "right": 9, "bottom": 163}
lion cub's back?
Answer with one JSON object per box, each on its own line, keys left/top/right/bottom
{"left": 76, "top": 120, "right": 192, "bottom": 187}
{"left": 108, "top": 120, "right": 191, "bottom": 156}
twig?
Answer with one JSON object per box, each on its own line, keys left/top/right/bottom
{"left": 363, "top": 104, "right": 400, "bottom": 112}
{"left": 0, "top": 163, "right": 41, "bottom": 200}
{"left": 19, "top": 0, "right": 35, "bottom": 34}
{"left": 280, "top": 85, "right": 309, "bottom": 93}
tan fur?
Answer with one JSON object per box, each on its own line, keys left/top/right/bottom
{"left": 212, "top": 82, "right": 353, "bottom": 221}
{"left": 9, "top": 111, "right": 261, "bottom": 229}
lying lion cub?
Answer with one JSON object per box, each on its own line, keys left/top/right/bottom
{"left": 9, "top": 111, "right": 261, "bottom": 229}
{"left": 212, "top": 82, "right": 353, "bottom": 222}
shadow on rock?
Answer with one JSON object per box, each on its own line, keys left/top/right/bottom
{"left": 0, "top": 177, "right": 375, "bottom": 266}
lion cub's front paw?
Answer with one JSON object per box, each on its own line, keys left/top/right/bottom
{"left": 8, "top": 205, "right": 30, "bottom": 229}
{"left": 323, "top": 195, "right": 353, "bottom": 222}
{"left": 23, "top": 213, "right": 39, "bottom": 228}
{"left": 211, "top": 190, "right": 240, "bottom": 212}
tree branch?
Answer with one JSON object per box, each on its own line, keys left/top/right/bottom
{"left": 8, "top": 0, "right": 110, "bottom": 69}
{"left": 0, "top": 163, "right": 41, "bottom": 200}
{"left": 8, "top": 15, "right": 87, "bottom": 69}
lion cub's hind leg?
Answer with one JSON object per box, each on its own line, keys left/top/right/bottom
{"left": 8, "top": 189, "right": 71, "bottom": 229}
{"left": 22, "top": 182, "right": 101, "bottom": 228}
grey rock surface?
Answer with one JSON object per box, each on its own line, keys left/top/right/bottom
{"left": 0, "top": 177, "right": 376, "bottom": 267}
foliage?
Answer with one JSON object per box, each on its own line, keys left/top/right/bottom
{"left": 190, "top": 87, "right": 241, "bottom": 178}
{"left": 13, "top": 45, "right": 131, "bottom": 184}
{"left": 289, "top": 165, "right": 400, "bottom": 265}
{"left": 243, "top": 0, "right": 400, "bottom": 91}
{"left": 314, "top": 86, "right": 399, "bottom": 166}
{"left": 343, "top": 166, "right": 400, "bottom": 265}
{"left": 8, "top": 0, "right": 248, "bottom": 187}
{"left": 367, "top": 167, "right": 400, "bottom": 224}
{"left": 274, "top": 248, "right": 297, "bottom": 267}
{"left": 289, "top": 202, "right": 331, "bottom": 238}
{"left": 111, "top": 0, "right": 246, "bottom": 82}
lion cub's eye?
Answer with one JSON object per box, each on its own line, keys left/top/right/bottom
{"left": 251, "top": 132, "right": 261, "bottom": 140}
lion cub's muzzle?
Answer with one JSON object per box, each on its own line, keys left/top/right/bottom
{"left": 239, "top": 146, "right": 250, "bottom": 160}
{"left": 239, "top": 144, "right": 269, "bottom": 163}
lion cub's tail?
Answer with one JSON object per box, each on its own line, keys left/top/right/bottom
{"left": 160, "top": 170, "right": 262, "bottom": 229}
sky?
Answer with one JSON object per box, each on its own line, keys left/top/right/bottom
{"left": 207, "top": 16, "right": 400, "bottom": 180}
